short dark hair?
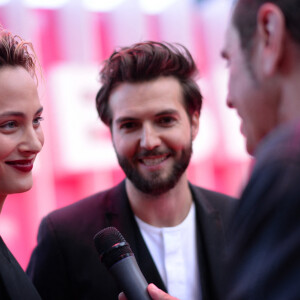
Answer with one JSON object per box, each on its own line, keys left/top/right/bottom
{"left": 0, "top": 27, "right": 38, "bottom": 80}
{"left": 96, "top": 41, "right": 202, "bottom": 127}
{"left": 233, "top": 0, "right": 300, "bottom": 53}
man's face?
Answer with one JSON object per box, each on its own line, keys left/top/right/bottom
{"left": 221, "top": 22, "right": 280, "bottom": 155}
{"left": 109, "top": 76, "right": 199, "bottom": 196}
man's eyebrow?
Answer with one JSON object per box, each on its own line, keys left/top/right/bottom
{"left": 115, "top": 117, "right": 138, "bottom": 124}
{"left": 155, "top": 109, "right": 179, "bottom": 116}
{"left": 114, "top": 109, "right": 180, "bottom": 124}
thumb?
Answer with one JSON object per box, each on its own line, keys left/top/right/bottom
{"left": 147, "top": 284, "right": 180, "bottom": 300}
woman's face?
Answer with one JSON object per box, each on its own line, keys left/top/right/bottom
{"left": 0, "top": 66, "right": 44, "bottom": 202}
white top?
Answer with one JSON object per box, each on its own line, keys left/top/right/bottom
{"left": 135, "top": 202, "right": 201, "bottom": 300}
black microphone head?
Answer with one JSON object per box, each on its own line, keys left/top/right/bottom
{"left": 94, "top": 227, "right": 134, "bottom": 269}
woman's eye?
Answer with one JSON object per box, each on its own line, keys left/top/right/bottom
{"left": 0, "top": 121, "right": 18, "bottom": 130}
{"left": 33, "top": 116, "right": 44, "bottom": 127}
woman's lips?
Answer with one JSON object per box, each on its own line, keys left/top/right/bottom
{"left": 5, "top": 159, "right": 34, "bottom": 172}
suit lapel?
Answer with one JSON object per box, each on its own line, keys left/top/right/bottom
{"left": 191, "top": 184, "right": 226, "bottom": 300}
{"left": 103, "top": 180, "right": 167, "bottom": 292}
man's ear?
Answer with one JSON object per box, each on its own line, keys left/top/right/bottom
{"left": 191, "top": 111, "right": 199, "bottom": 141}
{"left": 256, "top": 3, "right": 286, "bottom": 76}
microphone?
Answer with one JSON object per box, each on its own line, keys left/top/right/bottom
{"left": 94, "top": 226, "right": 151, "bottom": 300}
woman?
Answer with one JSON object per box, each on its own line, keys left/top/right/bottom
{"left": 0, "top": 27, "right": 43, "bottom": 299}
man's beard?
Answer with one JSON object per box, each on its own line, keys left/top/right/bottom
{"left": 116, "top": 142, "right": 193, "bottom": 196}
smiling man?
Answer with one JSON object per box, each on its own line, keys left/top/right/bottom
{"left": 134, "top": 1, "right": 300, "bottom": 300}
{"left": 27, "top": 41, "right": 236, "bottom": 300}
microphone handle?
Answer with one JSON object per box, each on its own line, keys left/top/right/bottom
{"left": 109, "top": 255, "right": 151, "bottom": 300}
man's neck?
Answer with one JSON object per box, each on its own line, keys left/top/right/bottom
{"left": 125, "top": 175, "right": 193, "bottom": 228}
{"left": 0, "top": 194, "right": 6, "bottom": 214}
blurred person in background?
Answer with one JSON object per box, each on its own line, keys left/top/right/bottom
{"left": 0, "top": 27, "right": 44, "bottom": 299}
{"left": 221, "top": 0, "right": 300, "bottom": 298}
{"left": 27, "top": 41, "right": 236, "bottom": 300}
{"left": 126, "top": 0, "right": 300, "bottom": 299}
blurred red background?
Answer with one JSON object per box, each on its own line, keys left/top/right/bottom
{"left": 0, "top": 0, "right": 251, "bottom": 270}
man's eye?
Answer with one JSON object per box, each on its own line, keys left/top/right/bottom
{"left": 158, "top": 116, "right": 176, "bottom": 125}
{"left": 120, "top": 122, "right": 137, "bottom": 130}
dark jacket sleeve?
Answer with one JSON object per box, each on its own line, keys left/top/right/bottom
{"left": 27, "top": 216, "right": 75, "bottom": 300}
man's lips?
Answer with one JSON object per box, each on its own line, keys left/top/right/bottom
{"left": 5, "top": 159, "right": 34, "bottom": 172}
{"left": 139, "top": 154, "right": 169, "bottom": 166}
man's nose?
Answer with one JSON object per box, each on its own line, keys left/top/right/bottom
{"left": 226, "top": 93, "right": 234, "bottom": 109}
{"left": 139, "top": 124, "right": 161, "bottom": 150}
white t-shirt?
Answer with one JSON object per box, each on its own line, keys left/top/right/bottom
{"left": 135, "top": 203, "right": 201, "bottom": 300}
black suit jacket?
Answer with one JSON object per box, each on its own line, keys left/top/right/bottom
{"left": 223, "top": 121, "right": 300, "bottom": 300}
{"left": 27, "top": 180, "right": 236, "bottom": 300}
{"left": 0, "top": 237, "right": 41, "bottom": 300}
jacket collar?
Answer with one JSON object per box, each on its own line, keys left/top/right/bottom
{"left": 104, "top": 180, "right": 167, "bottom": 291}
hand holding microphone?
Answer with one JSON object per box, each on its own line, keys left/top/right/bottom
{"left": 119, "top": 284, "right": 180, "bottom": 300}
{"left": 94, "top": 227, "right": 151, "bottom": 300}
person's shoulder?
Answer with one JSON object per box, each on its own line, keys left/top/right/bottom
{"left": 255, "top": 119, "right": 300, "bottom": 166}
{"left": 190, "top": 182, "right": 238, "bottom": 214}
{"left": 190, "top": 183, "right": 238, "bottom": 227}
{"left": 190, "top": 183, "right": 237, "bottom": 203}
{"left": 44, "top": 180, "right": 126, "bottom": 224}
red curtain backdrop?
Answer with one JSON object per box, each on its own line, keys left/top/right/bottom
{"left": 0, "top": 0, "right": 251, "bottom": 269}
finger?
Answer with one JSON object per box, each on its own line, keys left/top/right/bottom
{"left": 118, "top": 292, "right": 127, "bottom": 300}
